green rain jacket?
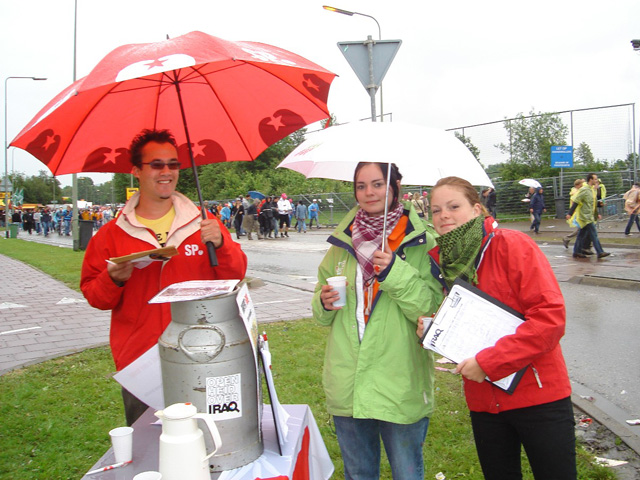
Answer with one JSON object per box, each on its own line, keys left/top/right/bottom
{"left": 312, "top": 203, "right": 443, "bottom": 424}
{"left": 572, "top": 184, "right": 597, "bottom": 228}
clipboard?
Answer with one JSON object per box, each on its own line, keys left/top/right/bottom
{"left": 421, "top": 278, "right": 527, "bottom": 394}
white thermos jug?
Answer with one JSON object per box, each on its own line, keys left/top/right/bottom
{"left": 155, "top": 402, "right": 222, "bottom": 480}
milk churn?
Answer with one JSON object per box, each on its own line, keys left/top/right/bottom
{"left": 158, "top": 286, "right": 263, "bottom": 472}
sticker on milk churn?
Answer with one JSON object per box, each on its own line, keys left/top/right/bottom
{"left": 206, "top": 373, "right": 242, "bottom": 419}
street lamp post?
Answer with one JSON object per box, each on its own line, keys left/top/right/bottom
{"left": 323, "top": 5, "right": 384, "bottom": 122}
{"left": 631, "top": 40, "right": 640, "bottom": 182}
{"left": 4, "top": 76, "right": 47, "bottom": 235}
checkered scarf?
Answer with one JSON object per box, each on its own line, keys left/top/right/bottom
{"left": 351, "top": 203, "right": 404, "bottom": 282}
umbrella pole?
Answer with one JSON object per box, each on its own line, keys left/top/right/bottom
{"left": 381, "top": 162, "right": 392, "bottom": 252}
{"left": 173, "top": 80, "right": 218, "bottom": 266}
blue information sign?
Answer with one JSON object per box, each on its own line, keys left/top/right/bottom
{"left": 551, "top": 146, "right": 573, "bottom": 168}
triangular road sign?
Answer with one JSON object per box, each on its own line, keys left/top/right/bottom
{"left": 337, "top": 39, "right": 402, "bottom": 92}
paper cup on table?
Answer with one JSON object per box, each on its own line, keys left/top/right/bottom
{"left": 109, "top": 426, "right": 134, "bottom": 463}
{"left": 134, "top": 472, "right": 162, "bottom": 480}
{"left": 327, "top": 276, "right": 347, "bottom": 307}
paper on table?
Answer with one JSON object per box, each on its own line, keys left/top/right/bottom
{"left": 422, "top": 279, "right": 526, "bottom": 393}
{"left": 113, "top": 345, "right": 165, "bottom": 410}
{"left": 148, "top": 280, "right": 240, "bottom": 304}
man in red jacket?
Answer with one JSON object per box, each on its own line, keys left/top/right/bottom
{"left": 81, "top": 129, "right": 247, "bottom": 425}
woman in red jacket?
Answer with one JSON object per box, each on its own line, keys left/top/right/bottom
{"left": 422, "top": 176, "right": 576, "bottom": 480}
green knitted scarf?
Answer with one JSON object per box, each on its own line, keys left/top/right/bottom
{"left": 436, "top": 215, "right": 484, "bottom": 289}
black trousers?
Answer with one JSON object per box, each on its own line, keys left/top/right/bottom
{"left": 470, "top": 397, "right": 576, "bottom": 480}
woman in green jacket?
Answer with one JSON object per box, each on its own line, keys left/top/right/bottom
{"left": 312, "top": 162, "right": 442, "bottom": 480}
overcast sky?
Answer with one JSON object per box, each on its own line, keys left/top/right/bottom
{"left": 2, "top": 0, "right": 640, "bottom": 187}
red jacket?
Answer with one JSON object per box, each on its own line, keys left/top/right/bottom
{"left": 81, "top": 192, "right": 247, "bottom": 370}
{"left": 429, "top": 217, "right": 571, "bottom": 413}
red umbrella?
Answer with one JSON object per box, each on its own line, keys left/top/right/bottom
{"left": 11, "top": 30, "right": 335, "bottom": 264}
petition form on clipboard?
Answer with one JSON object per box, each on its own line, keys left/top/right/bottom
{"left": 421, "top": 279, "right": 527, "bottom": 393}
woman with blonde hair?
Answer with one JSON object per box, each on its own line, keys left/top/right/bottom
{"left": 421, "top": 176, "right": 576, "bottom": 479}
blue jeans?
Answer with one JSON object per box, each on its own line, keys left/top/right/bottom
{"left": 530, "top": 212, "right": 541, "bottom": 233}
{"left": 296, "top": 219, "right": 306, "bottom": 232}
{"left": 574, "top": 223, "right": 603, "bottom": 255}
{"left": 470, "top": 397, "right": 576, "bottom": 480}
{"left": 333, "top": 415, "right": 430, "bottom": 480}
{"left": 625, "top": 213, "right": 640, "bottom": 234}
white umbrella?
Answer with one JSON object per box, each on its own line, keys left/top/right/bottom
{"left": 278, "top": 121, "right": 493, "bottom": 249}
{"left": 277, "top": 121, "right": 493, "bottom": 187}
{"left": 518, "top": 178, "right": 542, "bottom": 189}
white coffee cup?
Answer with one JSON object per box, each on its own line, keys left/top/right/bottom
{"left": 326, "top": 276, "right": 347, "bottom": 307}
{"left": 134, "top": 472, "right": 162, "bottom": 480}
{"left": 109, "top": 426, "right": 134, "bottom": 463}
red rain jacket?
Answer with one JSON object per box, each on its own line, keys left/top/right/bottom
{"left": 81, "top": 192, "right": 247, "bottom": 370}
{"left": 429, "top": 217, "right": 571, "bottom": 413}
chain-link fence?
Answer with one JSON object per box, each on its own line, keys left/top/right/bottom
{"left": 447, "top": 103, "right": 637, "bottom": 173}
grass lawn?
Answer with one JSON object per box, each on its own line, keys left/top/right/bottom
{"left": 0, "top": 240, "right": 617, "bottom": 479}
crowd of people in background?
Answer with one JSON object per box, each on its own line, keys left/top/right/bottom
{"left": 1, "top": 205, "right": 116, "bottom": 236}
{"left": 202, "top": 194, "right": 325, "bottom": 240}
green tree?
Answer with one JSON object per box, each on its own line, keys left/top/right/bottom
{"left": 454, "top": 131, "right": 482, "bottom": 165}
{"left": 573, "top": 142, "right": 594, "bottom": 167}
{"left": 496, "top": 110, "right": 569, "bottom": 180}
{"left": 17, "top": 170, "right": 61, "bottom": 204}
{"left": 113, "top": 173, "right": 135, "bottom": 204}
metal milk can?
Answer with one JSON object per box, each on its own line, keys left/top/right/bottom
{"left": 158, "top": 287, "right": 263, "bottom": 472}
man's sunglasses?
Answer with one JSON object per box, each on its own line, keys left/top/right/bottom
{"left": 141, "top": 160, "right": 181, "bottom": 170}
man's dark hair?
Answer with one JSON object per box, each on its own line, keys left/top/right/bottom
{"left": 586, "top": 173, "right": 597, "bottom": 182}
{"left": 129, "top": 129, "right": 178, "bottom": 168}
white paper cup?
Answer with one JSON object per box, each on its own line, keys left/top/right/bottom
{"left": 134, "top": 472, "right": 162, "bottom": 480}
{"left": 109, "top": 426, "right": 134, "bottom": 463}
{"left": 327, "top": 276, "right": 347, "bottom": 307}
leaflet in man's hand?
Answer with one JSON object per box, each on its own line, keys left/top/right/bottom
{"left": 421, "top": 279, "right": 527, "bottom": 394}
{"left": 108, "top": 245, "right": 179, "bottom": 264}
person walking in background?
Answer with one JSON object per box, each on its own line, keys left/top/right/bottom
{"left": 23, "top": 209, "right": 34, "bottom": 234}
{"left": 41, "top": 208, "right": 52, "bottom": 237}
{"left": 277, "top": 193, "right": 292, "bottom": 237}
{"left": 422, "top": 176, "right": 577, "bottom": 480}
{"left": 529, "top": 187, "right": 546, "bottom": 234}
{"left": 308, "top": 199, "right": 320, "bottom": 229}
{"left": 563, "top": 179, "right": 585, "bottom": 249}
{"left": 33, "top": 208, "right": 42, "bottom": 234}
{"left": 420, "top": 191, "right": 430, "bottom": 221}
{"left": 220, "top": 202, "right": 231, "bottom": 228}
{"left": 295, "top": 200, "right": 307, "bottom": 233}
{"left": 623, "top": 183, "right": 640, "bottom": 236}
{"left": 63, "top": 207, "right": 72, "bottom": 236}
{"left": 411, "top": 192, "right": 427, "bottom": 219}
{"left": 313, "top": 162, "right": 442, "bottom": 480}
{"left": 260, "top": 196, "right": 276, "bottom": 238}
{"left": 481, "top": 187, "right": 497, "bottom": 219}
{"left": 243, "top": 198, "right": 262, "bottom": 240}
{"left": 231, "top": 198, "right": 244, "bottom": 240}
{"left": 566, "top": 173, "right": 609, "bottom": 259}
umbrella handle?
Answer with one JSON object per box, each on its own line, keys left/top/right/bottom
{"left": 173, "top": 79, "right": 218, "bottom": 267}
{"left": 206, "top": 240, "right": 219, "bottom": 267}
